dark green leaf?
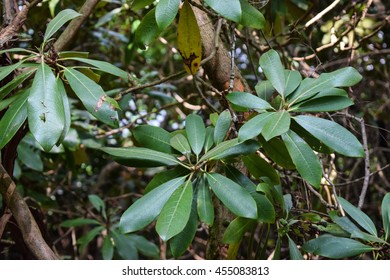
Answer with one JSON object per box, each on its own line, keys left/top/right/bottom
{"left": 186, "top": 114, "right": 206, "bottom": 156}
{"left": 156, "top": 180, "right": 193, "bottom": 241}
{"left": 170, "top": 133, "right": 191, "bottom": 155}
{"left": 64, "top": 68, "right": 119, "bottom": 127}
{"left": 207, "top": 173, "right": 257, "bottom": 219}
{"left": 145, "top": 167, "right": 189, "bottom": 193}
{"left": 127, "top": 235, "right": 160, "bottom": 258}
{"left": 17, "top": 139, "right": 43, "bottom": 172}
{"left": 261, "top": 111, "right": 291, "bottom": 141}
{"left": 227, "top": 92, "right": 273, "bottom": 111}
{"left": 101, "top": 147, "right": 180, "bottom": 167}
{"left": 156, "top": 0, "right": 180, "bottom": 30}
{"left": 238, "top": 112, "right": 273, "bottom": 142}
{"left": 303, "top": 234, "right": 375, "bottom": 259}
{"left": 119, "top": 176, "right": 186, "bottom": 233}
{"left": 204, "top": 0, "right": 241, "bottom": 22}
{"left": 239, "top": 0, "right": 265, "bottom": 29}
{"left": 294, "top": 96, "right": 354, "bottom": 112}
{"left": 259, "top": 50, "right": 285, "bottom": 96}
{"left": 243, "top": 154, "right": 280, "bottom": 185}
{"left": 133, "top": 125, "right": 173, "bottom": 154}
{"left": 294, "top": 115, "right": 364, "bottom": 157}
{"left": 313, "top": 88, "right": 348, "bottom": 98}
{"left": 56, "top": 79, "right": 71, "bottom": 144}
{"left": 282, "top": 130, "right": 322, "bottom": 188}
{"left": 200, "top": 139, "right": 259, "bottom": 161}
{"left": 28, "top": 63, "right": 65, "bottom": 152}
{"left": 382, "top": 193, "right": 390, "bottom": 242}
{"left": 0, "top": 69, "right": 35, "bottom": 101}
{"left": 77, "top": 226, "right": 104, "bottom": 252}
{"left": 88, "top": 194, "right": 106, "bottom": 220}
{"left": 223, "top": 217, "right": 255, "bottom": 244}
{"left": 132, "top": 0, "right": 155, "bottom": 11}
{"left": 288, "top": 235, "right": 304, "bottom": 260}
{"left": 197, "top": 176, "right": 214, "bottom": 225}
{"left": 135, "top": 8, "right": 162, "bottom": 48}
{"left": 329, "top": 211, "right": 361, "bottom": 234}
{"left": 255, "top": 80, "right": 274, "bottom": 101}
{"left": 102, "top": 235, "right": 114, "bottom": 260}
{"left": 204, "top": 126, "right": 215, "bottom": 153}
{"left": 44, "top": 9, "right": 81, "bottom": 41}
{"left": 284, "top": 70, "right": 302, "bottom": 97}
{"left": 0, "top": 92, "right": 28, "bottom": 150}
{"left": 111, "top": 230, "right": 138, "bottom": 260}
{"left": 351, "top": 230, "right": 388, "bottom": 245}
{"left": 170, "top": 198, "right": 198, "bottom": 258}
{"left": 0, "top": 59, "right": 26, "bottom": 82}
{"left": 95, "top": 7, "right": 122, "bottom": 27}
{"left": 260, "top": 137, "right": 295, "bottom": 169}
{"left": 214, "top": 109, "right": 232, "bottom": 145}
{"left": 60, "top": 218, "right": 101, "bottom": 227}
{"left": 338, "top": 197, "right": 377, "bottom": 236}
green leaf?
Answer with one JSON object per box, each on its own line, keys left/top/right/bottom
{"left": 170, "top": 198, "right": 198, "bottom": 258}
{"left": 0, "top": 92, "right": 28, "bottom": 150}
{"left": 207, "top": 173, "right": 257, "bottom": 219}
{"left": 255, "top": 80, "right": 274, "bottom": 101}
{"left": 204, "top": 126, "right": 215, "bottom": 153}
{"left": 288, "top": 235, "right": 304, "bottom": 260}
{"left": 185, "top": 114, "right": 206, "bottom": 156}
{"left": 261, "top": 111, "right": 291, "bottom": 141}
{"left": 227, "top": 92, "right": 273, "bottom": 111}
{"left": 313, "top": 88, "right": 348, "bottom": 98}
{"left": 282, "top": 130, "right": 322, "bottom": 188}
{"left": 145, "top": 167, "right": 189, "bottom": 193}
{"left": 294, "top": 96, "right": 354, "bottom": 112}
{"left": 17, "top": 139, "right": 43, "bottom": 172}
{"left": 243, "top": 154, "right": 280, "bottom": 185}
{"left": 135, "top": 8, "right": 162, "bottom": 48}
{"left": 127, "top": 235, "right": 160, "bottom": 258}
{"left": 223, "top": 217, "right": 255, "bottom": 244}
{"left": 132, "top": 0, "right": 155, "bottom": 11}
{"left": 0, "top": 69, "right": 35, "bottom": 101}
{"left": 284, "top": 70, "right": 302, "bottom": 97}
{"left": 64, "top": 68, "right": 119, "bottom": 127}
{"left": 170, "top": 133, "right": 191, "bottom": 155}
{"left": 350, "top": 230, "right": 388, "bottom": 245}
{"left": 0, "top": 48, "right": 37, "bottom": 55}
{"left": 302, "top": 234, "right": 375, "bottom": 259}
{"left": 239, "top": 0, "right": 265, "bottom": 29}
{"left": 102, "top": 235, "right": 114, "bottom": 260}
{"left": 119, "top": 176, "right": 186, "bottom": 233}
{"left": 95, "top": 7, "right": 123, "bottom": 27}
{"left": 77, "top": 226, "right": 104, "bottom": 252}
{"left": 288, "top": 67, "right": 362, "bottom": 105}
{"left": 101, "top": 147, "right": 179, "bottom": 167}
{"left": 28, "top": 63, "right": 65, "bottom": 152}
{"left": 156, "top": 0, "right": 180, "bottom": 30}
{"left": 133, "top": 125, "right": 173, "bottom": 154}
{"left": 56, "top": 79, "right": 71, "bottom": 144}
{"left": 111, "top": 230, "right": 138, "bottom": 260}
{"left": 260, "top": 137, "right": 295, "bottom": 169}
{"left": 225, "top": 166, "right": 275, "bottom": 223}
{"left": 0, "top": 59, "right": 26, "bottom": 82}
{"left": 62, "top": 57, "right": 128, "bottom": 81}
{"left": 214, "top": 110, "right": 232, "bottom": 145}
{"left": 338, "top": 197, "right": 377, "bottom": 236}
{"left": 238, "top": 112, "right": 273, "bottom": 142}
{"left": 88, "top": 194, "right": 107, "bottom": 220}
{"left": 60, "top": 218, "right": 100, "bottom": 227}
{"left": 382, "top": 193, "right": 390, "bottom": 242}
{"left": 329, "top": 211, "right": 361, "bottom": 234}
{"left": 58, "top": 51, "right": 89, "bottom": 59}
{"left": 294, "top": 115, "right": 364, "bottom": 157}
{"left": 204, "top": 0, "right": 242, "bottom": 22}
{"left": 44, "top": 9, "right": 81, "bottom": 41}
{"left": 200, "top": 139, "right": 259, "bottom": 161}
{"left": 156, "top": 180, "right": 193, "bottom": 241}
{"left": 259, "top": 50, "right": 285, "bottom": 96}
{"left": 197, "top": 176, "right": 214, "bottom": 225}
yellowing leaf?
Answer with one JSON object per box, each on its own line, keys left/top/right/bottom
{"left": 177, "top": 0, "right": 202, "bottom": 75}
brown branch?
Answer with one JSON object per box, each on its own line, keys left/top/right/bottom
{"left": 53, "top": 0, "right": 100, "bottom": 52}
{"left": 0, "top": 163, "right": 58, "bottom": 259}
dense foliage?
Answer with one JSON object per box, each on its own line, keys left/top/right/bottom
{"left": 0, "top": 0, "right": 389, "bottom": 260}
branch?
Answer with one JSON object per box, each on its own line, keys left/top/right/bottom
{"left": 53, "top": 0, "right": 100, "bottom": 52}
{"left": 305, "top": 0, "right": 342, "bottom": 28}
{"left": 0, "top": 163, "right": 58, "bottom": 259}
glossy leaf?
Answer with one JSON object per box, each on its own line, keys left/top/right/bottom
{"left": 44, "top": 9, "right": 81, "bottom": 41}
{"left": 119, "top": 176, "right": 186, "bottom": 233}
{"left": 133, "top": 125, "right": 173, "bottom": 154}
{"left": 177, "top": 0, "right": 202, "bottom": 74}
{"left": 28, "top": 63, "right": 65, "bottom": 151}
{"left": 0, "top": 69, "right": 35, "bottom": 101}
{"left": 0, "top": 92, "right": 28, "bottom": 150}
{"left": 259, "top": 50, "right": 285, "bottom": 96}
{"left": 17, "top": 139, "right": 43, "bottom": 172}
{"left": 239, "top": 0, "right": 265, "bottom": 29}
{"left": 200, "top": 139, "right": 259, "bottom": 161}
{"left": 284, "top": 70, "right": 302, "bottom": 97}
{"left": 204, "top": 126, "right": 215, "bottom": 153}
{"left": 294, "top": 115, "right": 364, "bottom": 157}
{"left": 57, "top": 79, "right": 71, "bottom": 144}
{"left": 170, "top": 198, "right": 198, "bottom": 258}
{"left": 313, "top": 88, "right": 348, "bottom": 98}
{"left": 65, "top": 68, "right": 119, "bottom": 127}
{"left": 243, "top": 154, "right": 280, "bottom": 185}
{"left": 0, "top": 60, "right": 25, "bottom": 82}
{"left": 238, "top": 112, "right": 273, "bottom": 142}
{"left": 227, "top": 92, "right": 273, "bottom": 111}
{"left": 100, "top": 147, "right": 179, "bottom": 167}
{"left": 255, "top": 80, "right": 274, "bottom": 101}
{"left": 282, "top": 130, "right": 322, "bottom": 188}
{"left": 170, "top": 133, "right": 191, "bottom": 155}
{"left": 60, "top": 218, "right": 100, "bottom": 227}
{"left": 156, "top": 0, "right": 180, "bottom": 30}
{"left": 260, "top": 137, "right": 295, "bottom": 169}
{"left": 223, "top": 217, "right": 255, "bottom": 244}
{"left": 111, "top": 230, "right": 138, "bottom": 260}
{"left": 145, "top": 167, "right": 189, "bottom": 193}
{"left": 127, "top": 235, "right": 160, "bottom": 258}
{"left": 156, "top": 180, "right": 193, "bottom": 241}
{"left": 329, "top": 211, "right": 361, "bottom": 234}
{"left": 102, "top": 235, "right": 114, "bottom": 260}
{"left": 135, "top": 8, "right": 162, "bottom": 48}
{"left": 261, "top": 111, "right": 291, "bottom": 141}
{"left": 207, "top": 173, "right": 257, "bottom": 219}
{"left": 204, "top": 0, "right": 241, "bottom": 22}
{"left": 382, "top": 193, "right": 390, "bottom": 241}
{"left": 185, "top": 114, "right": 206, "bottom": 156}
{"left": 197, "top": 176, "right": 214, "bottom": 225}
{"left": 294, "top": 96, "right": 353, "bottom": 112}
{"left": 214, "top": 110, "right": 232, "bottom": 145}
{"left": 288, "top": 235, "right": 304, "bottom": 260}
{"left": 338, "top": 197, "right": 377, "bottom": 236}
{"left": 303, "top": 234, "right": 375, "bottom": 259}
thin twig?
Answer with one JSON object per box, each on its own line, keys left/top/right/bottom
{"left": 304, "top": 182, "right": 331, "bottom": 208}
{"left": 193, "top": 77, "right": 219, "bottom": 112}
{"left": 305, "top": 0, "right": 342, "bottom": 28}
{"left": 228, "top": 23, "right": 236, "bottom": 93}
